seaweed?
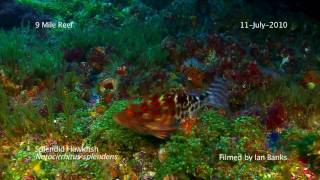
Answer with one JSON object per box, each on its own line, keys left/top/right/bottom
{"left": 57, "top": 24, "right": 113, "bottom": 51}
{"left": 0, "top": 86, "right": 9, "bottom": 130}
{"left": 154, "top": 110, "right": 267, "bottom": 179}
{"left": 0, "top": 29, "right": 62, "bottom": 83}
{"left": 17, "top": 0, "right": 121, "bottom": 25}
{"left": 247, "top": 79, "right": 320, "bottom": 108}
{"left": 0, "top": 29, "right": 25, "bottom": 69}
{"left": 110, "top": 20, "right": 168, "bottom": 68}
{"left": 246, "top": 79, "right": 320, "bottom": 128}
{"left": 88, "top": 100, "right": 150, "bottom": 153}
{"left": 1, "top": 0, "right": 320, "bottom": 179}
{"left": 3, "top": 135, "right": 106, "bottom": 179}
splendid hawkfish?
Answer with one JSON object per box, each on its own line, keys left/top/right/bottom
{"left": 113, "top": 78, "right": 229, "bottom": 138}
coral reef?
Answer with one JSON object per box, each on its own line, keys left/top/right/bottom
{"left": 1, "top": 0, "right": 320, "bottom": 179}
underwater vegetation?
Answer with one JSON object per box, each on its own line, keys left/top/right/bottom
{"left": 246, "top": 79, "right": 320, "bottom": 130}
{"left": 89, "top": 100, "right": 149, "bottom": 152}
{"left": 1, "top": 0, "right": 320, "bottom": 179}
{"left": 0, "top": 29, "right": 62, "bottom": 85}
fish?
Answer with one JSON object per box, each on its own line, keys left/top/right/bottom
{"left": 204, "top": 78, "right": 229, "bottom": 109}
{"left": 116, "top": 65, "right": 127, "bottom": 76}
{"left": 113, "top": 77, "right": 229, "bottom": 139}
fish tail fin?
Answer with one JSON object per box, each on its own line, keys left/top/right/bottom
{"left": 201, "top": 77, "right": 229, "bottom": 109}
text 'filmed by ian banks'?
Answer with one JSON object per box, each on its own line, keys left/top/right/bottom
{"left": 219, "top": 153, "right": 287, "bottom": 161}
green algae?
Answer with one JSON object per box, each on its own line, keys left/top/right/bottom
{"left": 0, "top": 29, "right": 62, "bottom": 83}
{"left": 0, "top": 86, "right": 9, "bottom": 130}
{"left": 3, "top": 135, "right": 107, "bottom": 179}
{"left": 247, "top": 80, "right": 320, "bottom": 109}
{"left": 88, "top": 100, "right": 148, "bottom": 152}
{"left": 1, "top": 0, "right": 320, "bottom": 179}
{"left": 154, "top": 111, "right": 265, "bottom": 179}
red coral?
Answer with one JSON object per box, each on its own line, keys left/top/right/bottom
{"left": 104, "top": 93, "right": 113, "bottom": 104}
{"left": 218, "top": 57, "right": 235, "bottom": 74}
{"left": 183, "top": 37, "right": 200, "bottom": 54}
{"left": 225, "top": 43, "right": 246, "bottom": 60}
{"left": 224, "top": 70, "right": 241, "bottom": 81}
{"left": 116, "top": 65, "right": 127, "bottom": 76}
{"left": 233, "top": 61, "right": 265, "bottom": 88}
{"left": 249, "top": 43, "right": 260, "bottom": 59}
{"left": 87, "top": 46, "right": 108, "bottom": 72}
{"left": 207, "top": 34, "right": 224, "bottom": 56}
{"left": 264, "top": 99, "right": 287, "bottom": 130}
{"left": 54, "top": 102, "right": 63, "bottom": 113}
{"left": 39, "top": 105, "right": 49, "bottom": 118}
{"left": 104, "top": 82, "right": 114, "bottom": 90}
{"left": 245, "top": 61, "right": 261, "bottom": 78}
{"left": 152, "top": 71, "right": 167, "bottom": 80}
{"left": 63, "top": 48, "right": 85, "bottom": 62}
{"left": 261, "top": 47, "right": 270, "bottom": 65}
